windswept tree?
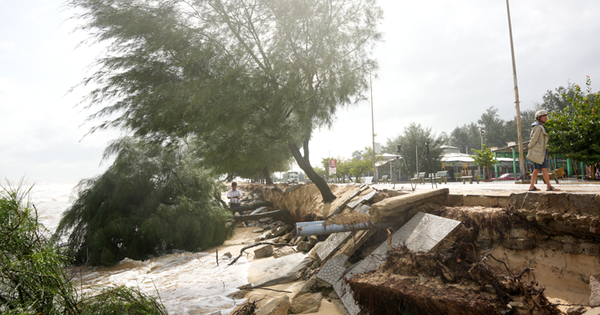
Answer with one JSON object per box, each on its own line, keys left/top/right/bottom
{"left": 546, "top": 76, "right": 600, "bottom": 179}
{"left": 69, "top": 0, "right": 383, "bottom": 203}
{"left": 56, "top": 138, "right": 233, "bottom": 266}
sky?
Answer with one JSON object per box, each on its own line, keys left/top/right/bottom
{"left": 1, "top": 0, "right": 600, "bottom": 183}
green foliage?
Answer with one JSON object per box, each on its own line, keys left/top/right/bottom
{"left": 383, "top": 122, "right": 445, "bottom": 176}
{"left": 546, "top": 76, "right": 600, "bottom": 167}
{"left": 449, "top": 107, "right": 535, "bottom": 152}
{"left": 536, "top": 83, "right": 577, "bottom": 113}
{"left": 0, "top": 181, "right": 80, "bottom": 314}
{"left": 0, "top": 180, "right": 169, "bottom": 314}
{"left": 471, "top": 145, "right": 499, "bottom": 179}
{"left": 78, "top": 286, "right": 167, "bottom": 315}
{"left": 449, "top": 122, "right": 482, "bottom": 153}
{"left": 56, "top": 138, "right": 234, "bottom": 266}
{"left": 346, "top": 147, "right": 381, "bottom": 178}
{"left": 68, "top": 0, "right": 383, "bottom": 201}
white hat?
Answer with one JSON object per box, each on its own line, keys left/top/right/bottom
{"left": 535, "top": 110, "right": 549, "bottom": 119}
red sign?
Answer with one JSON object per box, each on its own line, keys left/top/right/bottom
{"left": 329, "top": 159, "right": 337, "bottom": 175}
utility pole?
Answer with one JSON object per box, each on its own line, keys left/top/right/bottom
{"left": 506, "top": 0, "right": 526, "bottom": 181}
{"left": 370, "top": 74, "right": 376, "bottom": 182}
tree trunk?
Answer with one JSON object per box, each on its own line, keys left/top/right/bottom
{"left": 288, "top": 140, "right": 336, "bottom": 203}
{"left": 262, "top": 166, "right": 273, "bottom": 184}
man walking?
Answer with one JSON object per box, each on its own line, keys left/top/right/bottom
{"left": 227, "top": 182, "right": 243, "bottom": 208}
{"left": 527, "top": 110, "right": 559, "bottom": 191}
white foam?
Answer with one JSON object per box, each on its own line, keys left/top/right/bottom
{"left": 28, "top": 182, "right": 250, "bottom": 314}
{"left": 75, "top": 252, "right": 250, "bottom": 314}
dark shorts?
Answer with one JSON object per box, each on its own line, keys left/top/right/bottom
{"left": 532, "top": 155, "right": 548, "bottom": 170}
{"left": 229, "top": 203, "right": 241, "bottom": 208}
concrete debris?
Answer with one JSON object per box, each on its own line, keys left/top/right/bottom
{"left": 255, "top": 295, "right": 291, "bottom": 315}
{"left": 290, "top": 292, "right": 322, "bottom": 314}
{"left": 233, "top": 183, "right": 600, "bottom": 315}
{"left": 253, "top": 244, "right": 274, "bottom": 259}
{"left": 327, "top": 185, "right": 369, "bottom": 218}
{"left": 369, "top": 188, "right": 449, "bottom": 219}
{"left": 334, "top": 212, "right": 463, "bottom": 315}
{"left": 347, "top": 189, "right": 377, "bottom": 210}
{"left": 316, "top": 254, "right": 348, "bottom": 287}
{"left": 590, "top": 274, "right": 600, "bottom": 307}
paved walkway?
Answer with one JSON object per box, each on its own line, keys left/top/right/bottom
{"left": 371, "top": 179, "right": 599, "bottom": 196}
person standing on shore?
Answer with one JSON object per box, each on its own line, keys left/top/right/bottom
{"left": 527, "top": 110, "right": 560, "bottom": 191}
{"left": 227, "top": 182, "right": 243, "bottom": 209}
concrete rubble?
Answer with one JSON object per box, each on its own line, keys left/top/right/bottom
{"left": 226, "top": 182, "right": 600, "bottom": 315}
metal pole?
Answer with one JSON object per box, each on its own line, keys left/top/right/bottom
{"left": 506, "top": 0, "right": 526, "bottom": 181}
{"left": 370, "top": 74, "right": 377, "bottom": 183}
{"left": 416, "top": 146, "right": 418, "bottom": 173}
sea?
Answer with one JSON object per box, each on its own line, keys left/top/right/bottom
{"left": 28, "top": 182, "right": 249, "bottom": 315}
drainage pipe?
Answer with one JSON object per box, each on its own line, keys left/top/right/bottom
{"left": 295, "top": 220, "right": 396, "bottom": 236}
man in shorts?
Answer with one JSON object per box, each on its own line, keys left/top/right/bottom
{"left": 527, "top": 110, "right": 559, "bottom": 191}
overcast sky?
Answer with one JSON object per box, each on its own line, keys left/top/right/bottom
{"left": 2, "top": 0, "right": 600, "bottom": 183}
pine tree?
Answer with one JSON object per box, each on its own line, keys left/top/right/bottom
{"left": 68, "top": 0, "right": 383, "bottom": 202}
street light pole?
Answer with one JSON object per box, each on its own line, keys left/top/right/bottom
{"left": 370, "top": 73, "right": 376, "bottom": 182}
{"left": 506, "top": 0, "right": 526, "bottom": 181}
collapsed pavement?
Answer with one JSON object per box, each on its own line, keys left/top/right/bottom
{"left": 224, "top": 183, "right": 600, "bottom": 315}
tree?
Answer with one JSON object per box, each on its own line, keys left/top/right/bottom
{"left": 56, "top": 138, "right": 234, "bottom": 266}
{"left": 0, "top": 182, "right": 80, "bottom": 314}
{"left": 478, "top": 107, "right": 507, "bottom": 148}
{"left": 69, "top": 0, "right": 383, "bottom": 203}
{"left": 383, "top": 122, "right": 445, "bottom": 176}
{"left": 0, "top": 180, "right": 167, "bottom": 314}
{"left": 471, "top": 145, "right": 499, "bottom": 180}
{"left": 505, "top": 108, "right": 536, "bottom": 147}
{"left": 535, "top": 83, "right": 577, "bottom": 113}
{"left": 449, "top": 123, "right": 482, "bottom": 154}
{"left": 346, "top": 147, "right": 382, "bottom": 180}
{"left": 546, "top": 76, "right": 600, "bottom": 179}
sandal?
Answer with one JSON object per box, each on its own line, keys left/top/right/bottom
{"left": 547, "top": 186, "right": 561, "bottom": 191}
{"left": 528, "top": 187, "right": 540, "bottom": 191}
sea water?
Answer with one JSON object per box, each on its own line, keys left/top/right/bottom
{"left": 29, "top": 182, "right": 249, "bottom": 315}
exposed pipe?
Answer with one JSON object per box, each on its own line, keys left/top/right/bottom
{"left": 295, "top": 220, "right": 395, "bottom": 236}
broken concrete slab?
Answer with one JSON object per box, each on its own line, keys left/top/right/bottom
{"left": 315, "top": 231, "right": 352, "bottom": 262}
{"left": 316, "top": 254, "right": 348, "bottom": 287}
{"left": 348, "top": 212, "right": 461, "bottom": 279}
{"left": 333, "top": 212, "right": 462, "bottom": 315}
{"left": 369, "top": 188, "right": 449, "bottom": 219}
{"left": 392, "top": 211, "right": 463, "bottom": 253}
{"left": 327, "top": 185, "right": 369, "bottom": 218}
{"left": 248, "top": 253, "right": 312, "bottom": 287}
{"left": 347, "top": 189, "right": 377, "bottom": 210}
{"left": 334, "top": 278, "right": 362, "bottom": 315}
